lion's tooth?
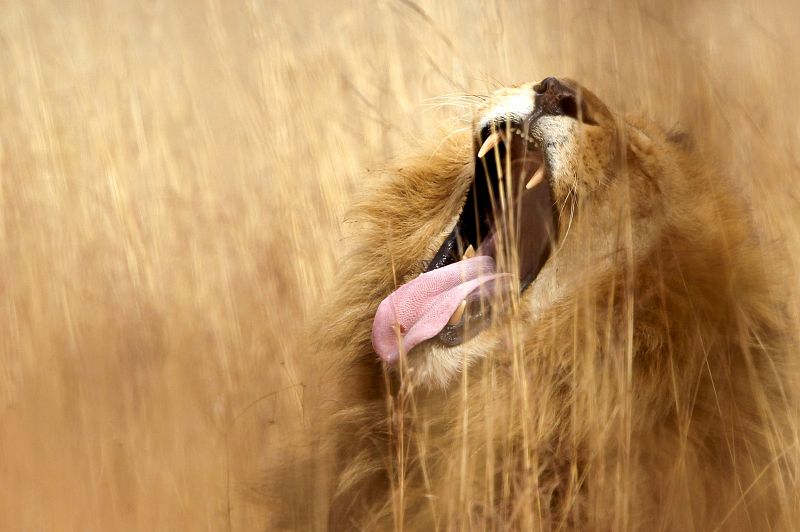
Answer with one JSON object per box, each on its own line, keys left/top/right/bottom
{"left": 462, "top": 244, "right": 475, "bottom": 260}
{"left": 478, "top": 132, "right": 500, "bottom": 158}
{"left": 525, "top": 165, "right": 546, "bottom": 190}
{"left": 448, "top": 300, "right": 467, "bottom": 326}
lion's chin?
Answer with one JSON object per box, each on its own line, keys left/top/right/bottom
{"left": 403, "top": 330, "right": 503, "bottom": 389}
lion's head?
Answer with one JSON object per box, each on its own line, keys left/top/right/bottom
{"left": 369, "top": 77, "right": 675, "bottom": 388}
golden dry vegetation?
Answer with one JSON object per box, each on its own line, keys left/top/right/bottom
{"left": 1, "top": 0, "right": 799, "bottom": 530}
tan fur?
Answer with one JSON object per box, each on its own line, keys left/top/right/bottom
{"left": 316, "top": 81, "right": 798, "bottom": 530}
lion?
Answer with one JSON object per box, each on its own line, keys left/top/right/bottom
{"left": 308, "top": 77, "right": 797, "bottom": 530}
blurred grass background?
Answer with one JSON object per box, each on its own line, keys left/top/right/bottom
{"left": 1, "top": 0, "right": 798, "bottom": 529}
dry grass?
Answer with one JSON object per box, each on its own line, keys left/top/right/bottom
{"left": 1, "top": 0, "right": 799, "bottom": 530}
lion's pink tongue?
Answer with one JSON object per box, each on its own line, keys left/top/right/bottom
{"left": 372, "top": 256, "right": 512, "bottom": 363}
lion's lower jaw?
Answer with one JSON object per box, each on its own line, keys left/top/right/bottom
{"left": 404, "top": 203, "right": 665, "bottom": 390}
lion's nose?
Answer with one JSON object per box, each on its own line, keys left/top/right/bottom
{"left": 533, "top": 76, "right": 579, "bottom": 119}
{"left": 534, "top": 76, "right": 566, "bottom": 95}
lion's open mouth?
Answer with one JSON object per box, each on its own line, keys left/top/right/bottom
{"left": 370, "top": 78, "right": 592, "bottom": 363}
{"left": 372, "top": 116, "right": 559, "bottom": 363}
